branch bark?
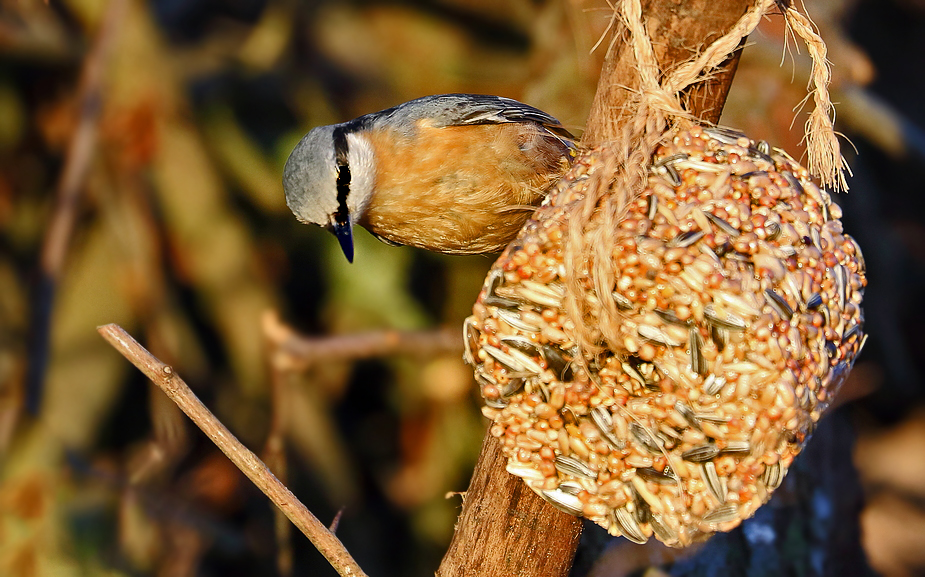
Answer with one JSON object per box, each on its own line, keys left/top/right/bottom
{"left": 97, "top": 324, "right": 368, "bottom": 577}
{"left": 437, "top": 1, "right": 752, "bottom": 575}
{"left": 584, "top": 0, "right": 750, "bottom": 145}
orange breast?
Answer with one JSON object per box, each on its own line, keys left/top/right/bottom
{"left": 362, "top": 122, "right": 571, "bottom": 254}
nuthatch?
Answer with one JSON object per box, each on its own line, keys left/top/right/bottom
{"left": 283, "top": 94, "right": 576, "bottom": 261}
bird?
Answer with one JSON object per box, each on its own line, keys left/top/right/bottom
{"left": 283, "top": 94, "right": 576, "bottom": 262}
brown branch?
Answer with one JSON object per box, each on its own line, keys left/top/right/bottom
{"left": 437, "top": 2, "right": 753, "bottom": 576}
{"left": 26, "top": 0, "right": 127, "bottom": 413}
{"left": 264, "top": 317, "right": 294, "bottom": 577}
{"left": 97, "top": 323, "right": 369, "bottom": 577}
{"left": 584, "top": 0, "right": 751, "bottom": 145}
{"left": 263, "top": 310, "right": 463, "bottom": 369}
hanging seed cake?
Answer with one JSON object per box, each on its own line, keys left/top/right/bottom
{"left": 464, "top": 125, "right": 866, "bottom": 547}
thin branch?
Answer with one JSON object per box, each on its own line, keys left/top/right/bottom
{"left": 97, "top": 323, "right": 369, "bottom": 577}
{"left": 264, "top": 320, "right": 294, "bottom": 577}
{"left": 263, "top": 310, "right": 463, "bottom": 369}
{"left": 26, "top": 0, "right": 127, "bottom": 413}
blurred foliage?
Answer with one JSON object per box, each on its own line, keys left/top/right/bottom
{"left": 0, "top": 0, "right": 923, "bottom": 576}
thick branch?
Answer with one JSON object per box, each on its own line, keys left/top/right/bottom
{"left": 97, "top": 324, "right": 368, "bottom": 577}
{"left": 437, "top": 2, "right": 753, "bottom": 576}
{"left": 584, "top": 0, "right": 751, "bottom": 145}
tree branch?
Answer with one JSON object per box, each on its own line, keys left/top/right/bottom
{"left": 97, "top": 323, "right": 368, "bottom": 577}
{"left": 437, "top": 1, "right": 752, "bottom": 575}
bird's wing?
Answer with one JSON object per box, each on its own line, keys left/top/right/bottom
{"left": 379, "top": 94, "right": 571, "bottom": 133}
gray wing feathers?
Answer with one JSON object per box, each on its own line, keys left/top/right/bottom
{"left": 375, "top": 94, "right": 565, "bottom": 131}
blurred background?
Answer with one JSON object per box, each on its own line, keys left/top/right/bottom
{"left": 0, "top": 0, "right": 923, "bottom": 575}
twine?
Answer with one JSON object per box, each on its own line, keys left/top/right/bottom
{"left": 562, "top": 0, "right": 847, "bottom": 357}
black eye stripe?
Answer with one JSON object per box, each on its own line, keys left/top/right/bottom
{"left": 332, "top": 125, "right": 351, "bottom": 227}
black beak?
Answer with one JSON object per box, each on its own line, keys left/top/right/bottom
{"left": 331, "top": 220, "right": 354, "bottom": 263}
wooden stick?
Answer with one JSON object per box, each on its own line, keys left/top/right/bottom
{"left": 97, "top": 324, "right": 368, "bottom": 577}
{"left": 436, "top": 2, "right": 752, "bottom": 575}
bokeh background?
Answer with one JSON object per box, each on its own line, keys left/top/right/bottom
{"left": 0, "top": 0, "right": 923, "bottom": 575}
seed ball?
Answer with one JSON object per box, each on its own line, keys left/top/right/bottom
{"left": 464, "top": 125, "right": 866, "bottom": 547}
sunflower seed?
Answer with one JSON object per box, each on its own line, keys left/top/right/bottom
{"left": 495, "top": 309, "right": 541, "bottom": 333}
{"left": 740, "top": 170, "right": 769, "bottom": 182}
{"left": 631, "top": 423, "right": 663, "bottom": 454}
{"left": 636, "top": 467, "right": 678, "bottom": 484}
{"left": 782, "top": 170, "right": 804, "bottom": 195}
{"left": 764, "top": 289, "right": 794, "bottom": 320}
{"left": 695, "top": 413, "right": 731, "bottom": 424}
{"left": 655, "top": 308, "right": 690, "bottom": 326}
{"left": 541, "top": 489, "right": 584, "bottom": 516}
{"left": 555, "top": 455, "right": 597, "bottom": 480}
{"left": 843, "top": 323, "right": 861, "bottom": 343}
{"left": 703, "top": 374, "right": 728, "bottom": 396}
{"left": 701, "top": 462, "right": 725, "bottom": 504}
{"left": 669, "top": 230, "right": 706, "bottom": 248}
{"left": 702, "top": 503, "right": 739, "bottom": 524}
{"left": 485, "top": 398, "right": 509, "bottom": 409}
{"left": 632, "top": 482, "right": 653, "bottom": 523}
{"left": 638, "top": 324, "right": 684, "bottom": 347}
{"left": 711, "top": 324, "right": 728, "bottom": 351}
{"left": 704, "top": 126, "right": 748, "bottom": 144}
{"left": 704, "top": 304, "right": 748, "bottom": 331}
{"left": 649, "top": 514, "right": 677, "bottom": 542}
{"left": 655, "top": 153, "right": 689, "bottom": 168}
{"left": 612, "top": 507, "right": 648, "bottom": 544}
{"left": 762, "top": 462, "right": 783, "bottom": 490}
{"left": 674, "top": 401, "right": 703, "bottom": 431}
{"left": 500, "top": 335, "right": 540, "bottom": 355}
{"left": 612, "top": 291, "right": 634, "bottom": 310}
{"left": 834, "top": 265, "right": 847, "bottom": 310}
{"left": 591, "top": 407, "right": 625, "bottom": 449}
{"left": 482, "top": 345, "right": 533, "bottom": 373}
{"left": 682, "top": 443, "right": 720, "bottom": 462}
{"left": 765, "top": 220, "right": 782, "bottom": 241}
{"left": 483, "top": 270, "right": 520, "bottom": 308}
{"left": 660, "top": 163, "right": 682, "bottom": 186}
{"left": 500, "top": 377, "right": 525, "bottom": 398}
{"left": 690, "top": 328, "right": 707, "bottom": 376}
{"left": 805, "top": 292, "right": 824, "bottom": 310}
{"left": 542, "top": 345, "right": 573, "bottom": 380}
{"left": 647, "top": 194, "right": 658, "bottom": 221}
{"left": 463, "top": 317, "right": 479, "bottom": 365}
{"left": 704, "top": 211, "right": 740, "bottom": 236}
{"left": 484, "top": 293, "right": 520, "bottom": 309}
{"left": 720, "top": 440, "right": 751, "bottom": 454}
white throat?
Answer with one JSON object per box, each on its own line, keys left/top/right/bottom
{"left": 345, "top": 132, "right": 376, "bottom": 223}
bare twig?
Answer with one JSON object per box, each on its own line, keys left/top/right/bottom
{"left": 260, "top": 310, "right": 463, "bottom": 575}
{"left": 26, "top": 0, "right": 127, "bottom": 413}
{"left": 264, "top": 323, "right": 294, "bottom": 577}
{"left": 97, "top": 323, "right": 369, "bottom": 577}
{"left": 263, "top": 310, "right": 462, "bottom": 369}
